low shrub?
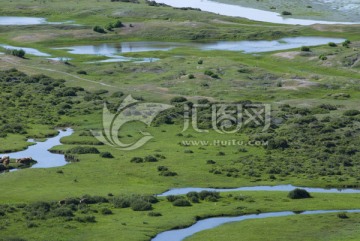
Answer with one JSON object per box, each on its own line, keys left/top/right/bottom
{"left": 144, "top": 155, "right": 158, "bottom": 162}
{"left": 300, "top": 46, "right": 310, "bottom": 52}
{"left": 288, "top": 189, "right": 311, "bottom": 199}
{"left": 100, "top": 152, "right": 114, "bottom": 158}
{"left": 51, "top": 207, "right": 74, "bottom": 217}
{"left": 282, "top": 11, "right": 292, "bottom": 15}
{"left": 9, "top": 49, "right": 26, "bottom": 58}
{"left": 328, "top": 42, "right": 337, "bottom": 47}
{"left": 166, "top": 195, "right": 182, "bottom": 202}
{"left": 111, "top": 91, "right": 124, "bottom": 98}
{"left": 344, "top": 110, "right": 360, "bottom": 116}
{"left": 76, "top": 70, "right": 87, "bottom": 75}
{"left": 337, "top": 212, "right": 349, "bottom": 219}
{"left": 148, "top": 211, "right": 162, "bottom": 217}
{"left": 130, "top": 157, "right": 144, "bottom": 163}
{"left": 93, "top": 26, "right": 106, "bottom": 33}
{"left": 131, "top": 200, "right": 152, "bottom": 211}
{"left": 75, "top": 215, "right": 96, "bottom": 223}
{"left": 172, "top": 199, "right": 191, "bottom": 207}
{"left": 101, "top": 208, "right": 113, "bottom": 215}
{"left": 199, "top": 191, "right": 221, "bottom": 201}
{"left": 67, "top": 146, "right": 99, "bottom": 154}
{"left": 159, "top": 171, "right": 178, "bottom": 176}
{"left": 170, "top": 96, "right": 187, "bottom": 104}
{"left": 157, "top": 166, "right": 168, "bottom": 172}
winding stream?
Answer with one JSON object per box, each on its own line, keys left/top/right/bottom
{"left": 154, "top": 0, "right": 360, "bottom": 25}
{"left": 154, "top": 185, "right": 360, "bottom": 240}
{"left": 152, "top": 209, "right": 360, "bottom": 241}
{"left": 0, "top": 128, "right": 73, "bottom": 169}
{"left": 159, "top": 184, "right": 360, "bottom": 196}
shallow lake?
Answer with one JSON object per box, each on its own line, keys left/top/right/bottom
{"left": 154, "top": 0, "right": 360, "bottom": 25}
{"left": 55, "top": 37, "right": 346, "bottom": 59}
{"left": 0, "top": 128, "right": 73, "bottom": 169}
{"left": 0, "top": 16, "right": 73, "bottom": 26}
{"left": 152, "top": 209, "right": 360, "bottom": 241}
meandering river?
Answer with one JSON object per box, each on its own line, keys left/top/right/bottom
{"left": 152, "top": 209, "right": 360, "bottom": 241}
{"left": 0, "top": 128, "right": 73, "bottom": 169}
{"left": 154, "top": 0, "right": 360, "bottom": 25}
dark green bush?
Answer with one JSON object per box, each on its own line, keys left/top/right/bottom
{"left": 81, "top": 195, "right": 108, "bottom": 204}
{"left": 130, "top": 157, "right": 144, "bottom": 163}
{"left": 204, "top": 70, "right": 219, "bottom": 79}
{"left": 51, "top": 207, "right": 74, "bottom": 217}
{"left": 93, "top": 26, "right": 106, "bottom": 33}
{"left": 166, "top": 195, "right": 182, "bottom": 202}
{"left": 337, "top": 212, "right": 349, "bottom": 219}
{"left": 170, "top": 96, "right": 188, "bottom": 104}
{"left": 9, "top": 49, "right": 26, "bottom": 58}
{"left": 111, "top": 196, "right": 131, "bottom": 208}
{"left": 100, "top": 152, "right": 114, "bottom": 158}
{"left": 159, "top": 171, "right": 178, "bottom": 176}
{"left": 144, "top": 155, "right": 158, "bottom": 162}
{"left": 111, "top": 91, "right": 124, "bottom": 97}
{"left": 67, "top": 146, "right": 100, "bottom": 154}
{"left": 172, "top": 199, "right": 191, "bottom": 207}
{"left": 328, "top": 42, "right": 337, "bottom": 47}
{"left": 199, "top": 191, "right": 220, "bottom": 201}
{"left": 188, "top": 74, "right": 195, "bottom": 79}
{"left": 148, "top": 211, "right": 162, "bottom": 217}
{"left": 131, "top": 200, "right": 152, "bottom": 211}
{"left": 75, "top": 215, "right": 96, "bottom": 223}
{"left": 344, "top": 110, "right": 360, "bottom": 116}
{"left": 300, "top": 46, "right": 310, "bottom": 52}
{"left": 113, "top": 20, "right": 124, "bottom": 28}
{"left": 157, "top": 166, "right": 168, "bottom": 172}
{"left": 282, "top": 11, "right": 292, "bottom": 15}
{"left": 186, "top": 192, "right": 199, "bottom": 199}
{"left": 77, "top": 70, "right": 87, "bottom": 75}
{"left": 101, "top": 208, "right": 113, "bottom": 215}
{"left": 288, "top": 189, "right": 311, "bottom": 199}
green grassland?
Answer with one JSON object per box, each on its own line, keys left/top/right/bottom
{"left": 0, "top": 0, "right": 360, "bottom": 240}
